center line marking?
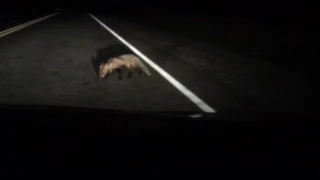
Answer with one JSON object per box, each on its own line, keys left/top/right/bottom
{"left": 0, "top": 12, "right": 61, "bottom": 38}
{"left": 88, "top": 13, "right": 216, "bottom": 113}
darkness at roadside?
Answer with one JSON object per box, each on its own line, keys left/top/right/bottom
{"left": 81, "top": 1, "right": 316, "bottom": 76}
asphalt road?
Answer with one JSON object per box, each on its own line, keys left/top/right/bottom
{"left": 0, "top": 12, "right": 310, "bottom": 114}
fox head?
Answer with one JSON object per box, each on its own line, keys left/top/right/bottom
{"left": 99, "top": 63, "right": 109, "bottom": 80}
{"left": 99, "top": 58, "right": 123, "bottom": 80}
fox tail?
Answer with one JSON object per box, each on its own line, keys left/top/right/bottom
{"left": 139, "top": 61, "right": 151, "bottom": 76}
{"left": 135, "top": 57, "right": 151, "bottom": 76}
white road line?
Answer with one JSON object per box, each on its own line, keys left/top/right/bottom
{"left": 0, "top": 13, "right": 60, "bottom": 35}
{"left": 0, "top": 12, "right": 61, "bottom": 38}
{"left": 0, "top": 17, "right": 42, "bottom": 35}
{"left": 87, "top": 13, "right": 216, "bottom": 113}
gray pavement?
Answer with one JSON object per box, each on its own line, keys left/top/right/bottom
{"left": 0, "top": 12, "right": 310, "bottom": 114}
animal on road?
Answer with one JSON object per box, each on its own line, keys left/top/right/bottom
{"left": 99, "top": 54, "right": 151, "bottom": 80}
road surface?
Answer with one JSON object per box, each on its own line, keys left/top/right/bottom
{"left": 0, "top": 12, "right": 310, "bottom": 114}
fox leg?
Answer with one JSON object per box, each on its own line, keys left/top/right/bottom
{"left": 116, "top": 68, "right": 122, "bottom": 80}
{"left": 127, "top": 71, "right": 132, "bottom": 78}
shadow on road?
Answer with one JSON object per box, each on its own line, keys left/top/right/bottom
{"left": 90, "top": 44, "right": 134, "bottom": 79}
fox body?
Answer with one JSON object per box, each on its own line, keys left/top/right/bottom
{"left": 99, "top": 54, "right": 151, "bottom": 80}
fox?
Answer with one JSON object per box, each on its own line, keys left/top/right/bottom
{"left": 98, "top": 54, "right": 151, "bottom": 80}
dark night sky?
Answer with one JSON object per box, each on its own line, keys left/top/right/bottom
{"left": 6, "top": 0, "right": 305, "bottom": 11}
{"left": 2, "top": 0, "right": 317, "bottom": 26}
{"left": 5, "top": 0, "right": 314, "bottom": 12}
